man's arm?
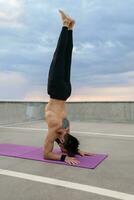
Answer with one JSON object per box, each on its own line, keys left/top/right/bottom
{"left": 44, "top": 126, "right": 80, "bottom": 165}
{"left": 44, "top": 126, "right": 61, "bottom": 160}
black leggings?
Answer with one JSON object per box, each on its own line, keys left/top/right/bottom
{"left": 47, "top": 26, "right": 73, "bottom": 101}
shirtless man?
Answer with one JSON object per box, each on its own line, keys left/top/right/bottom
{"left": 44, "top": 10, "right": 91, "bottom": 165}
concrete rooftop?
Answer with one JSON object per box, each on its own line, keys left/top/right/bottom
{"left": 0, "top": 119, "right": 134, "bottom": 200}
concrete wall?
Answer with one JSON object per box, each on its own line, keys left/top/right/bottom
{"left": 0, "top": 102, "right": 44, "bottom": 125}
{"left": 66, "top": 102, "right": 134, "bottom": 123}
{"left": 0, "top": 101, "right": 134, "bottom": 124}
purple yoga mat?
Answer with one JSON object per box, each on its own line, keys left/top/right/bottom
{"left": 0, "top": 144, "right": 108, "bottom": 169}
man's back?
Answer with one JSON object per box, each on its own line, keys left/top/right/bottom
{"left": 45, "top": 98, "right": 67, "bottom": 128}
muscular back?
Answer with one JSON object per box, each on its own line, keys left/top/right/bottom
{"left": 45, "top": 100, "right": 67, "bottom": 129}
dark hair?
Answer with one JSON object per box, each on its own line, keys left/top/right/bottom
{"left": 63, "top": 134, "right": 80, "bottom": 157}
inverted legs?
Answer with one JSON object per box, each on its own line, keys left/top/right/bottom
{"left": 47, "top": 26, "right": 73, "bottom": 100}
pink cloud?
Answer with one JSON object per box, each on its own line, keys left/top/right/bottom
{"left": 24, "top": 85, "right": 134, "bottom": 102}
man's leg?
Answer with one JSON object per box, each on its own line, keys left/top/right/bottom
{"left": 48, "top": 26, "right": 68, "bottom": 82}
{"left": 64, "top": 30, "right": 73, "bottom": 97}
{"left": 65, "top": 30, "right": 73, "bottom": 83}
{"left": 47, "top": 26, "right": 68, "bottom": 100}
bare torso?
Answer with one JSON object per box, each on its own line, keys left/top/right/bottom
{"left": 45, "top": 98, "right": 67, "bottom": 129}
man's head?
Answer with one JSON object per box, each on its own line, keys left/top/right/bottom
{"left": 55, "top": 134, "right": 80, "bottom": 157}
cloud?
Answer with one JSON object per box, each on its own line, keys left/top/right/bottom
{"left": 0, "top": 71, "right": 29, "bottom": 99}
{"left": 73, "top": 70, "right": 134, "bottom": 86}
{"left": 0, "top": 70, "right": 48, "bottom": 101}
{"left": 24, "top": 86, "right": 46, "bottom": 101}
{"left": 23, "top": 84, "right": 134, "bottom": 102}
{"left": 0, "top": 0, "right": 134, "bottom": 101}
{"left": 0, "top": 0, "right": 24, "bottom": 27}
{"left": 0, "top": 70, "right": 28, "bottom": 86}
{"left": 69, "top": 85, "right": 134, "bottom": 101}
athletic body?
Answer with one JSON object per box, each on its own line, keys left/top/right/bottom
{"left": 44, "top": 10, "right": 92, "bottom": 165}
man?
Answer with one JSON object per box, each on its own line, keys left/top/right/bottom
{"left": 44, "top": 10, "right": 91, "bottom": 165}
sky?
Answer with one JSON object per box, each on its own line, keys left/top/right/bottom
{"left": 0, "top": 0, "right": 134, "bottom": 102}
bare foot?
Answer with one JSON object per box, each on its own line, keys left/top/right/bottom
{"left": 59, "top": 9, "right": 75, "bottom": 29}
{"left": 59, "top": 9, "right": 70, "bottom": 27}
{"left": 68, "top": 19, "right": 75, "bottom": 30}
{"left": 59, "top": 9, "right": 68, "bottom": 21}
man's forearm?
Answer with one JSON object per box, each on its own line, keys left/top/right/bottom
{"left": 44, "top": 151, "right": 62, "bottom": 161}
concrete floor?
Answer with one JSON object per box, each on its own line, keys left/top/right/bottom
{"left": 0, "top": 120, "right": 134, "bottom": 200}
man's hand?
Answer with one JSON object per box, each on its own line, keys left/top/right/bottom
{"left": 65, "top": 156, "right": 80, "bottom": 165}
{"left": 78, "top": 150, "right": 94, "bottom": 157}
